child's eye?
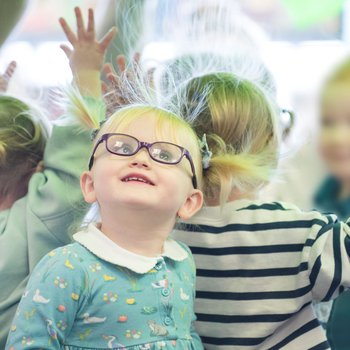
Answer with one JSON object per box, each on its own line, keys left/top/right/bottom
{"left": 321, "top": 116, "right": 336, "bottom": 128}
{"left": 159, "top": 150, "right": 172, "bottom": 161}
{"left": 111, "top": 141, "right": 134, "bottom": 154}
{"left": 120, "top": 144, "right": 133, "bottom": 154}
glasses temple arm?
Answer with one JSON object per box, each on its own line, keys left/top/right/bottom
{"left": 185, "top": 153, "right": 198, "bottom": 189}
{"left": 88, "top": 139, "right": 103, "bottom": 170}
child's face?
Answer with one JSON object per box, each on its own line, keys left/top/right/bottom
{"left": 82, "top": 112, "right": 202, "bottom": 219}
{"left": 319, "top": 84, "right": 350, "bottom": 181}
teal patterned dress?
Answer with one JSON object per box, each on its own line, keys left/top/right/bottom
{"left": 5, "top": 224, "right": 203, "bottom": 350}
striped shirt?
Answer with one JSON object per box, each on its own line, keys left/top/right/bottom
{"left": 172, "top": 199, "right": 350, "bottom": 350}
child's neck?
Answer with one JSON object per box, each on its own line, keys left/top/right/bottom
{"left": 99, "top": 208, "right": 175, "bottom": 257}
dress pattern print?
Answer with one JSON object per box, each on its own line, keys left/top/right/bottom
{"left": 6, "top": 236, "right": 203, "bottom": 350}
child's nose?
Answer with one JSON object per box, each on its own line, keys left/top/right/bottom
{"left": 130, "top": 148, "right": 151, "bottom": 168}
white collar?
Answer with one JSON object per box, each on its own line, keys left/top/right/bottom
{"left": 73, "top": 223, "right": 188, "bottom": 274}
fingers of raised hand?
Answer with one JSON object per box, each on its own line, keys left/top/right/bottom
{"left": 4, "top": 61, "right": 17, "bottom": 80}
{"left": 99, "top": 27, "right": 117, "bottom": 52}
{"left": 103, "top": 62, "right": 120, "bottom": 78}
{"left": 75, "top": 7, "right": 88, "bottom": 40}
{"left": 116, "top": 55, "right": 126, "bottom": 73}
{"left": 59, "top": 17, "right": 77, "bottom": 45}
{"left": 0, "top": 61, "right": 17, "bottom": 92}
{"left": 87, "top": 8, "right": 95, "bottom": 33}
{"left": 59, "top": 7, "right": 97, "bottom": 46}
{"left": 59, "top": 44, "right": 73, "bottom": 59}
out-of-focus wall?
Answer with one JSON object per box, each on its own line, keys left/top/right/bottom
{"left": 0, "top": 0, "right": 29, "bottom": 47}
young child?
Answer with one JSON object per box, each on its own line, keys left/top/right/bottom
{"left": 0, "top": 7, "right": 115, "bottom": 348}
{"left": 168, "top": 71, "right": 350, "bottom": 350}
{"left": 5, "top": 102, "right": 204, "bottom": 349}
{"left": 312, "top": 56, "right": 350, "bottom": 349}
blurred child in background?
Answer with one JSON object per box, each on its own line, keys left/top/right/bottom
{"left": 169, "top": 67, "right": 350, "bottom": 350}
{"left": 0, "top": 7, "right": 115, "bottom": 347}
{"left": 313, "top": 56, "right": 350, "bottom": 350}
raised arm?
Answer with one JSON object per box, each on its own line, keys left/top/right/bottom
{"left": 59, "top": 7, "right": 117, "bottom": 98}
{"left": 25, "top": 7, "right": 117, "bottom": 257}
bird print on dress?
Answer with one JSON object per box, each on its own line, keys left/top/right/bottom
{"left": 82, "top": 312, "right": 107, "bottom": 324}
{"left": 46, "top": 319, "right": 58, "bottom": 343}
{"left": 33, "top": 289, "right": 50, "bottom": 304}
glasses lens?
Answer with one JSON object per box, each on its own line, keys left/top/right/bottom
{"left": 106, "top": 134, "right": 138, "bottom": 156}
{"left": 150, "top": 142, "right": 183, "bottom": 164}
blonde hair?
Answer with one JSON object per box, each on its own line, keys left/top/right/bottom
{"left": 177, "top": 72, "right": 280, "bottom": 204}
{"left": 324, "top": 57, "right": 350, "bottom": 85}
{"left": 64, "top": 71, "right": 203, "bottom": 190}
{"left": 0, "top": 95, "right": 49, "bottom": 202}
{"left": 93, "top": 104, "right": 203, "bottom": 189}
{"left": 320, "top": 56, "right": 350, "bottom": 102}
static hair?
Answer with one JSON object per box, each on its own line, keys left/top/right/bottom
{"left": 67, "top": 86, "right": 204, "bottom": 189}
{"left": 99, "top": 105, "right": 203, "bottom": 189}
{"left": 175, "top": 72, "right": 280, "bottom": 204}
{"left": 87, "top": 0, "right": 281, "bottom": 205}
{"left": 154, "top": 52, "right": 277, "bottom": 112}
{"left": 64, "top": 87, "right": 106, "bottom": 130}
{"left": 0, "top": 95, "right": 49, "bottom": 201}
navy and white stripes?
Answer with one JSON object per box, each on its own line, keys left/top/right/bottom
{"left": 173, "top": 199, "right": 350, "bottom": 349}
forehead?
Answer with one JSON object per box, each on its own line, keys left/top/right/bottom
{"left": 118, "top": 113, "right": 171, "bottom": 138}
{"left": 322, "top": 83, "right": 350, "bottom": 103}
{"left": 105, "top": 110, "right": 195, "bottom": 148}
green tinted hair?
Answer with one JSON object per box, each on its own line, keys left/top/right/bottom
{"left": 323, "top": 57, "right": 350, "bottom": 85}
{"left": 0, "top": 95, "right": 49, "bottom": 201}
{"left": 179, "top": 72, "right": 280, "bottom": 204}
{"left": 94, "top": 104, "right": 203, "bottom": 189}
{"left": 320, "top": 56, "right": 350, "bottom": 102}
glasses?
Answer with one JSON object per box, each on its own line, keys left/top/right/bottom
{"left": 88, "top": 133, "right": 198, "bottom": 188}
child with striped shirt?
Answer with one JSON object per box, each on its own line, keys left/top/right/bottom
{"left": 169, "top": 71, "right": 350, "bottom": 350}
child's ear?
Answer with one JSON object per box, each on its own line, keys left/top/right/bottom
{"left": 177, "top": 189, "right": 203, "bottom": 220}
{"left": 80, "top": 171, "right": 97, "bottom": 203}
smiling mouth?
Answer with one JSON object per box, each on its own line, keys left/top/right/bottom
{"left": 122, "top": 176, "right": 155, "bottom": 186}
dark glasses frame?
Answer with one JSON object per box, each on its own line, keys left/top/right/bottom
{"left": 88, "top": 133, "right": 198, "bottom": 189}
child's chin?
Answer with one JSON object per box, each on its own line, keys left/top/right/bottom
{"left": 119, "top": 195, "right": 157, "bottom": 208}
{"left": 329, "top": 166, "right": 350, "bottom": 180}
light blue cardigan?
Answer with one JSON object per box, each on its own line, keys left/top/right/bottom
{"left": 0, "top": 98, "right": 104, "bottom": 348}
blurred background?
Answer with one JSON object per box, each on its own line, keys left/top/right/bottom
{"left": 1, "top": 0, "right": 349, "bottom": 128}
{"left": 2, "top": 0, "right": 350, "bottom": 207}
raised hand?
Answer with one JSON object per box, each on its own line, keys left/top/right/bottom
{"left": 102, "top": 53, "right": 142, "bottom": 114}
{"left": 0, "top": 61, "right": 17, "bottom": 93}
{"left": 59, "top": 7, "right": 117, "bottom": 96}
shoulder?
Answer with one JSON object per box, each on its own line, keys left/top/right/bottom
{"left": 45, "top": 241, "right": 88, "bottom": 258}
{"left": 169, "top": 239, "right": 196, "bottom": 272}
{"left": 175, "top": 240, "right": 193, "bottom": 257}
{"left": 230, "top": 199, "right": 331, "bottom": 219}
{"left": 181, "top": 199, "right": 336, "bottom": 232}
{"left": 31, "top": 242, "right": 93, "bottom": 280}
